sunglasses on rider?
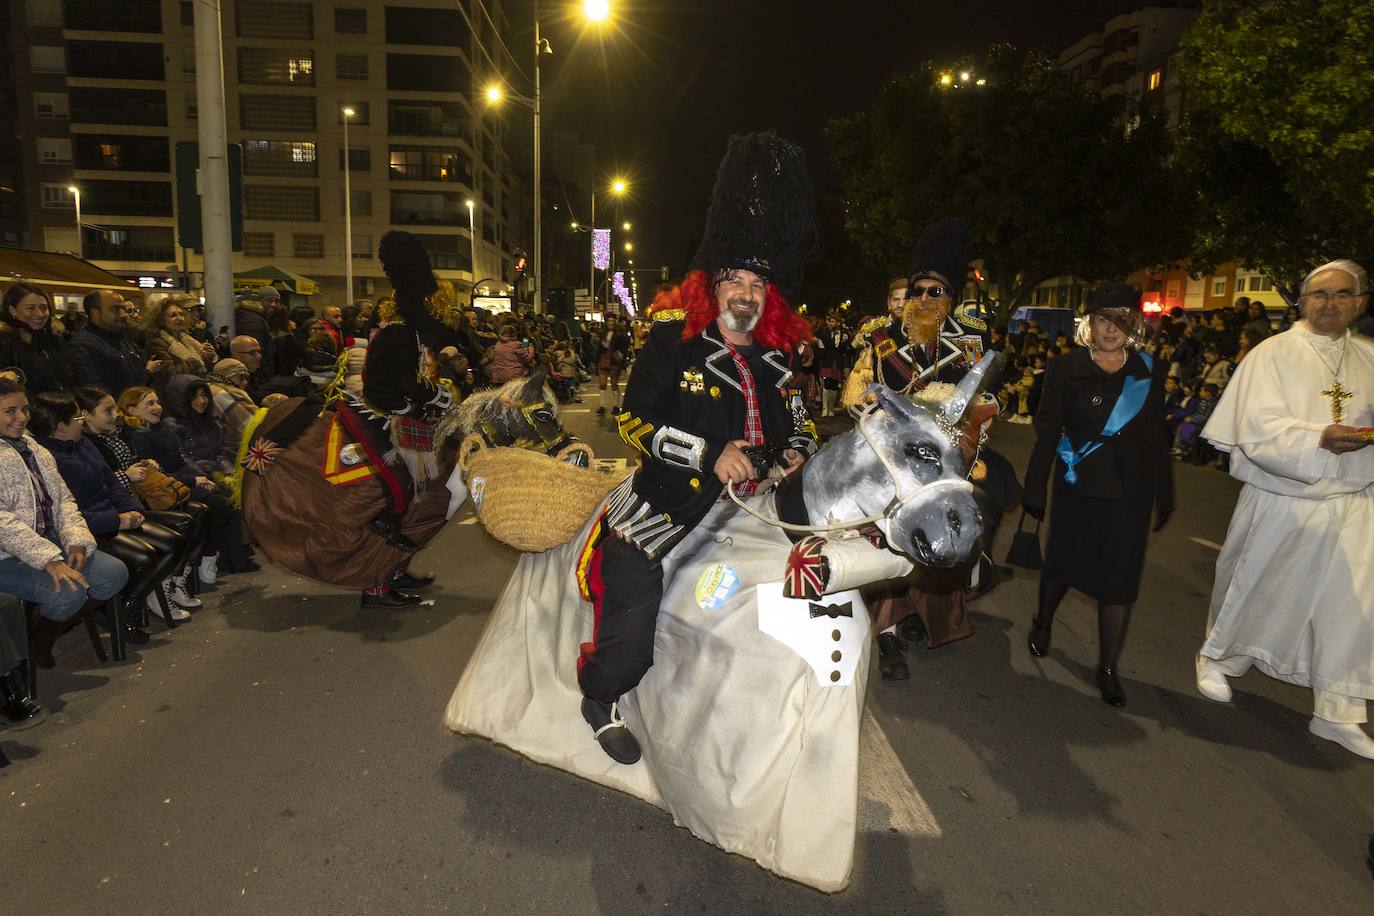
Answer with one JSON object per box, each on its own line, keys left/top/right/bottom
{"left": 905, "top": 285, "right": 948, "bottom": 301}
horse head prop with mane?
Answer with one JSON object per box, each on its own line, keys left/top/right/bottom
{"left": 441, "top": 369, "right": 591, "bottom": 469}
{"left": 789, "top": 352, "right": 996, "bottom": 567}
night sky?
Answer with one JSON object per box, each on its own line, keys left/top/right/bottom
{"left": 517, "top": 1, "right": 1149, "bottom": 280}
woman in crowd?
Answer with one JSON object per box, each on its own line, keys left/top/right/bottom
{"left": 29, "top": 392, "right": 198, "bottom": 628}
{"left": 161, "top": 374, "right": 234, "bottom": 485}
{"left": 486, "top": 324, "right": 533, "bottom": 385}
{"left": 0, "top": 379, "right": 129, "bottom": 669}
{"left": 0, "top": 282, "right": 70, "bottom": 397}
{"left": 73, "top": 386, "right": 211, "bottom": 581}
{"left": 143, "top": 295, "right": 218, "bottom": 387}
{"left": 1022, "top": 283, "right": 1173, "bottom": 707}
{"left": 117, "top": 387, "right": 257, "bottom": 582}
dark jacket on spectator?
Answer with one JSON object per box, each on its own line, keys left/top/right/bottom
{"left": 161, "top": 374, "right": 231, "bottom": 475}
{"left": 127, "top": 420, "right": 200, "bottom": 489}
{"left": 233, "top": 302, "right": 274, "bottom": 382}
{"left": 36, "top": 434, "right": 141, "bottom": 537}
{"left": 0, "top": 322, "right": 70, "bottom": 395}
{"left": 68, "top": 324, "right": 147, "bottom": 394}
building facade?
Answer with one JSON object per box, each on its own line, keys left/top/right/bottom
{"left": 5, "top": 0, "right": 530, "bottom": 308}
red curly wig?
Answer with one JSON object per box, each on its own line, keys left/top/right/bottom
{"left": 646, "top": 269, "right": 810, "bottom": 352}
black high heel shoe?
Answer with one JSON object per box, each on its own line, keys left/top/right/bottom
{"left": 1027, "top": 618, "right": 1052, "bottom": 657}
{"left": 1096, "top": 667, "right": 1127, "bottom": 707}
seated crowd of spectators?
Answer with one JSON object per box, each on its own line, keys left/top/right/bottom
{"left": 0, "top": 278, "right": 638, "bottom": 739}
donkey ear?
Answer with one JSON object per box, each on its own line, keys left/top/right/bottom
{"left": 869, "top": 384, "right": 922, "bottom": 422}
{"left": 942, "top": 352, "right": 999, "bottom": 423}
{"left": 521, "top": 367, "right": 549, "bottom": 401}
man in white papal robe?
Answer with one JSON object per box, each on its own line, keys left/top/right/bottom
{"left": 1195, "top": 259, "right": 1374, "bottom": 759}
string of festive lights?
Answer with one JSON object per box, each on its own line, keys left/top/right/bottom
{"left": 593, "top": 229, "right": 611, "bottom": 270}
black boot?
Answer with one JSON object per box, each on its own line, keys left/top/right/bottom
{"left": 29, "top": 615, "right": 67, "bottom": 670}
{"left": 0, "top": 669, "right": 46, "bottom": 729}
{"left": 359, "top": 587, "right": 422, "bottom": 609}
{"left": 368, "top": 513, "right": 419, "bottom": 551}
{"left": 581, "top": 697, "right": 641, "bottom": 764}
{"left": 1096, "top": 603, "right": 1132, "bottom": 707}
{"left": 1028, "top": 576, "right": 1069, "bottom": 658}
{"left": 876, "top": 632, "right": 910, "bottom": 681}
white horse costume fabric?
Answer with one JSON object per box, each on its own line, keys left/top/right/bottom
{"left": 444, "top": 484, "right": 912, "bottom": 892}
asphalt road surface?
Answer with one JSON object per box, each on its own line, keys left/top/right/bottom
{"left": 6, "top": 387, "right": 1373, "bottom": 915}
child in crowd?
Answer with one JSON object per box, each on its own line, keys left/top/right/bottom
{"left": 1172, "top": 383, "right": 1218, "bottom": 459}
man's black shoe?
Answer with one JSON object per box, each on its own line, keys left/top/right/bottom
{"left": 122, "top": 622, "right": 151, "bottom": 645}
{"left": 392, "top": 571, "right": 435, "bottom": 592}
{"left": 368, "top": 516, "right": 419, "bottom": 551}
{"left": 581, "top": 697, "right": 641, "bottom": 764}
{"left": 360, "top": 589, "right": 423, "bottom": 609}
{"left": 877, "top": 633, "right": 910, "bottom": 681}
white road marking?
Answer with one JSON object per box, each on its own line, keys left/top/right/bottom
{"left": 1189, "top": 537, "right": 1223, "bottom": 551}
{"left": 459, "top": 516, "right": 480, "bottom": 526}
{"left": 857, "top": 709, "right": 942, "bottom": 837}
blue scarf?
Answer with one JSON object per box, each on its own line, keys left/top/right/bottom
{"left": 1056, "top": 353, "right": 1153, "bottom": 485}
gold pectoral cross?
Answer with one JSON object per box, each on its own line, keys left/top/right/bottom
{"left": 1322, "top": 379, "right": 1353, "bottom": 423}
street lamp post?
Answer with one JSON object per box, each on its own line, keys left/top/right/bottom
{"left": 465, "top": 199, "right": 477, "bottom": 283}
{"left": 342, "top": 107, "right": 355, "bottom": 308}
{"left": 67, "top": 185, "right": 81, "bottom": 258}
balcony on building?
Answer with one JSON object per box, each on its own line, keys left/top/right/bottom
{"left": 69, "top": 87, "right": 167, "bottom": 126}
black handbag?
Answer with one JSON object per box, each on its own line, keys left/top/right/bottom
{"left": 1004, "top": 510, "right": 1043, "bottom": 570}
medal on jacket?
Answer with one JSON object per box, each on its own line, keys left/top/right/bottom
{"left": 680, "top": 368, "right": 705, "bottom": 394}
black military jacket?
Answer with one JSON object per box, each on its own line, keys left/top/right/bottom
{"left": 859, "top": 314, "right": 989, "bottom": 390}
{"left": 615, "top": 319, "right": 817, "bottom": 536}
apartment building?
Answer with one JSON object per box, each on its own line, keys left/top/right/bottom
{"left": 6, "top": 0, "right": 529, "bottom": 307}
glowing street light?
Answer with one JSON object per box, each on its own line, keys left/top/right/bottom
{"left": 67, "top": 185, "right": 81, "bottom": 258}
{"left": 976, "top": 78, "right": 987, "bottom": 86}
{"left": 624, "top": 242, "right": 633, "bottom": 252}
{"left": 611, "top": 178, "right": 627, "bottom": 195}
{"left": 485, "top": 84, "right": 504, "bottom": 104}
{"left": 960, "top": 71, "right": 971, "bottom": 82}
{"left": 570, "top": 221, "right": 579, "bottom": 229}
{"left": 622, "top": 221, "right": 631, "bottom": 231}
{"left": 939, "top": 73, "right": 953, "bottom": 87}
{"left": 583, "top": 0, "right": 610, "bottom": 22}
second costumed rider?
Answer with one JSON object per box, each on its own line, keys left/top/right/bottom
{"left": 345, "top": 231, "right": 456, "bottom": 607}
{"left": 580, "top": 131, "right": 820, "bottom": 763}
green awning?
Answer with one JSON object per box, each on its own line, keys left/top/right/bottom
{"left": 233, "top": 265, "right": 320, "bottom": 296}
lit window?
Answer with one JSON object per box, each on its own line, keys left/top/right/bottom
{"left": 1147, "top": 69, "right": 1162, "bottom": 91}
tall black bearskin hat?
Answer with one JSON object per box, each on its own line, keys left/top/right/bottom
{"left": 379, "top": 230, "right": 438, "bottom": 327}
{"left": 1084, "top": 282, "right": 1141, "bottom": 313}
{"left": 907, "top": 217, "right": 973, "bottom": 293}
{"left": 689, "top": 130, "right": 818, "bottom": 302}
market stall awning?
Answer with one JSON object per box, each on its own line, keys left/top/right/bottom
{"left": 0, "top": 248, "right": 133, "bottom": 291}
{"left": 233, "top": 265, "right": 319, "bottom": 296}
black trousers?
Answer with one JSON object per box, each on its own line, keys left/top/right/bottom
{"left": 190, "top": 487, "right": 250, "bottom": 568}
{"left": 576, "top": 534, "right": 664, "bottom": 704}
{"left": 96, "top": 525, "right": 182, "bottom": 604}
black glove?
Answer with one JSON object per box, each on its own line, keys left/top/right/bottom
{"left": 1022, "top": 502, "right": 1045, "bottom": 522}
{"left": 1153, "top": 509, "right": 1172, "bottom": 532}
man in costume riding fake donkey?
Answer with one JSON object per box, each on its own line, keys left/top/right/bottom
{"left": 579, "top": 131, "right": 820, "bottom": 763}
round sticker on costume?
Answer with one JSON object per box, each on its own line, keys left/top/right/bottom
{"left": 469, "top": 476, "right": 487, "bottom": 510}
{"left": 695, "top": 563, "right": 740, "bottom": 611}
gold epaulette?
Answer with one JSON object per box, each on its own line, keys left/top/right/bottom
{"left": 651, "top": 309, "right": 686, "bottom": 322}
{"left": 859, "top": 315, "right": 888, "bottom": 335}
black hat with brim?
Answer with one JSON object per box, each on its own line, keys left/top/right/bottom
{"left": 1084, "top": 282, "right": 1140, "bottom": 313}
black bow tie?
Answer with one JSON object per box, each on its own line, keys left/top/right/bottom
{"left": 809, "top": 601, "right": 853, "bottom": 619}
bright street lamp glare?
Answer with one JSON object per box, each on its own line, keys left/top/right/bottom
{"left": 583, "top": 0, "right": 611, "bottom": 22}
{"left": 624, "top": 242, "right": 633, "bottom": 251}
{"left": 570, "top": 221, "right": 579, "bottom": 229}
{"left": 960, "top": 71, "right": 971, "bottom": 82}
{"left": 939, "top": 73, "right": 953, "bottom": 86}
{"left": 67, "top": 185, "right": 78, "bottom": 193}
{"left": 465, "top": 199, "right": 475, "bottom": 208}
{"left": 342, "top": 106, "right": 355, "bottom": 117}
{"left": 611, "top": 179, "right": 627, "bottom": 194}
{"left": 485, "top": 85, "right": 503, "bottom": 103}
{"left": 622, "top": 221, "right": 631, "bottom": 231}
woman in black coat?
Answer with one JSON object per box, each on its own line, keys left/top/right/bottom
{"left": 0, "top": 282, "right": 70, "bottom": 396}
{"left": 1021, "top": 284, "right": 1174, "bottom": 707}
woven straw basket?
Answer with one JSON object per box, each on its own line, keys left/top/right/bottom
{"left": 466, "top": 446, "right": 628, "bottom": 553}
